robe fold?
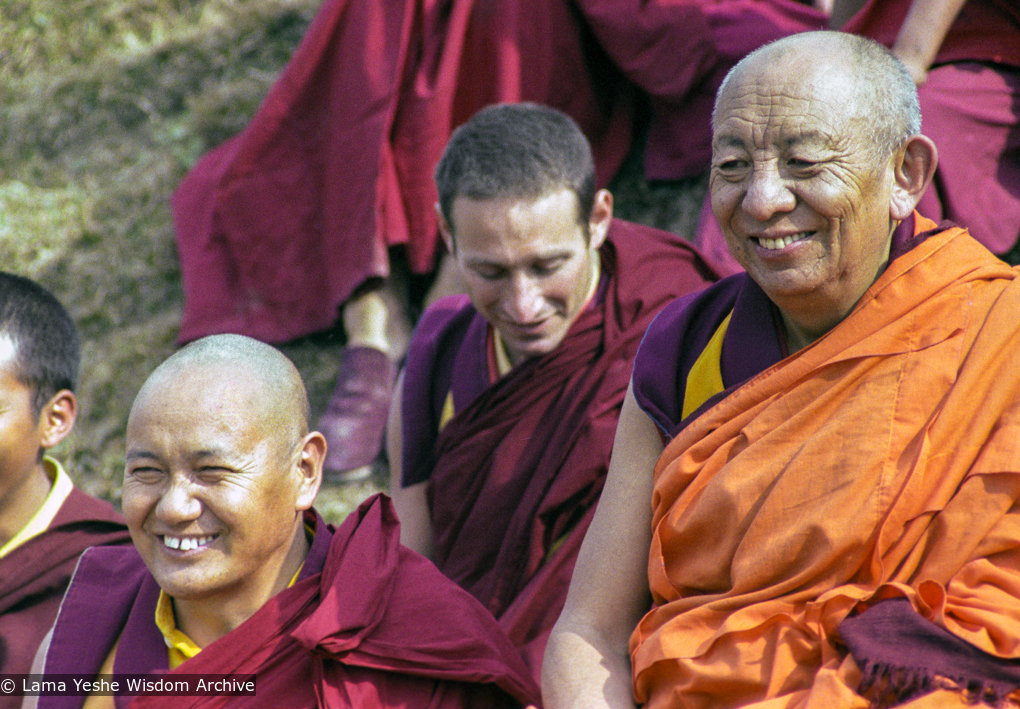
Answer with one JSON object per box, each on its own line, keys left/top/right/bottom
{"left": 36, "top": 495, "right": 540, "bottom": 709}
{"left": 400, "top": 219, "right": 717, "bottom": 679}
{"left": 171, "top": 0, "right": 635, "bottom": 343}
{"left": 0, "top": 486, "right": 129, "bottom": 695}
{"left": 170, "top": 0, "right": 819, "bottom": 344}
{"left": 628, "top": 215, "right": 1020, "bottom": 707}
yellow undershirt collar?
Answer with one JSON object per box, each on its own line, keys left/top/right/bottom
{"left": 0, "top": 456, "right": 73, "bottom": 558}
{"left": 155, "top": 524, "right": 314, "bottom": 669}
{"left": 682, "top": 311, "right": 732, "bottom": 421}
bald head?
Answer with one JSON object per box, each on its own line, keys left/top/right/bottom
{"left": 708, "top": 29, "right": 937, "bottom": 352}
{"left": 123, "top": 334, "right": 325, "bottom": 624}
{"left": 716, "top": 31, "right": 921, "bottom": 160}
{"left": 132, "top": 334, "right": 310, "bottom": 445}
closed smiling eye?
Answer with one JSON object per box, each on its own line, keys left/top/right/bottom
{"left": 126, "top": 466, "right": 166, "bottom": 484}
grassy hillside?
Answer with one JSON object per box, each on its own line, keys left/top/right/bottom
{"left": 1, "top": 0, "right": 707, "bottom": 523}
{"left": 1, "top": 0, "right": 373, "bottom": 519}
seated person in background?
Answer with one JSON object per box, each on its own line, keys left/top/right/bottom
{"left": 0, "top": 272, "right": 128, "bottom": 686}
{"left": 389, "top": 102, "right": 718, "bottom": 681}
{"left": 543, "top": 31, "right": 1020, "bottom": 708}
{"left": 30, "top": 334, "right": 539, "bottom": 709}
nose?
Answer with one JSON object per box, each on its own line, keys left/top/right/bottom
{"left": 503, "top": 273, "right": 544, "bottom": 323}
{"left": 742, "top": 163, "right": 796, "bottom": 222}
{"left": 156, "top": 475, "right": 202, "bottom": 526}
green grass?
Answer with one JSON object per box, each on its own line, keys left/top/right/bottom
{"left": 0, "top": 0, "right": 392, "bottom": 521}
{"left": 1, "top": 0, "right": 709, "bottom": 523}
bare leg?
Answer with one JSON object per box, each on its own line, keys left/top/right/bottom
{"left": 342, "top": 273, "right": 412, "bottom": 361}
{"left": 319, "top": 272, "right": 412, "bottom": 482}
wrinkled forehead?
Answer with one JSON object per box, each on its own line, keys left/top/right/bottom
{"left": 713, "top": 59, "right": 859, "bottom": 150}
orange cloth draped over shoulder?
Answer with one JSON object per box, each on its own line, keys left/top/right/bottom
{"left": 630, "top": 216, "right": 1020, "bottom": 708}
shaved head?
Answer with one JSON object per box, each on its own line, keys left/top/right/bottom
{"left": 715, "top": 31, "right": 921, "bottom": 160}
{"left": 132, "top": 334, "right": 310, "bottom": 447}
{"left": 123, "top": 333, "right": 325, "bottom": 620}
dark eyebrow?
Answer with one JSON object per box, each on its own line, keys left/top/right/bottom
{"left": 464, "top": 252, "right": 572, "bottom": 270}
{"left": 464, "top": 258, "right": 505, "bottom": 270}
{"left": 533, "top": 252, "right": 572, "bottom": 262}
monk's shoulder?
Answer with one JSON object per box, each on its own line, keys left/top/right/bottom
{"left": 51, "top": 486, "right": 129, "bottom": 530}
{"left": 412, "top": 295, "right": 476, "bottom": 349}
{"left": 606, "top": 218, "right": 720, "bottom": 287}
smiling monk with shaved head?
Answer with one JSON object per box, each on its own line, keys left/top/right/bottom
{"left": 29, "top": 334, "right": 539, "bottom": 709}
{"left": 544, "top": 31, "right": 1020, "bottom": 709}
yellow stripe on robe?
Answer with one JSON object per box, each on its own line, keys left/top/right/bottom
{"left": 0, "top": 457, "right": 74, "bottom": 558}
{"left": 681, "top": 311, "right": 732, "bottom": 421}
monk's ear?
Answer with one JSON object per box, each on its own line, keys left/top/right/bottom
{"left": 39, "top": 389, "right": 77, "bottom": 449}
{"left": 436, "top": 203, "right": 456, "bottom": 255}
{"left": 889, "top": 134, "right": 937, "bottom": 222}
{"left": 588, "top": 189, "right": 613, "bottom": 249}
{"left": 293, "top": 431, "right": 325, "bottom": 511}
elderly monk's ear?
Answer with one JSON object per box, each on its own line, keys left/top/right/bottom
{"left": 588, "top": 189, "right": 613, "bottom": 250}
{"left": 294, "top": 431, "right": 326, "bottom": 512}
{"left": 436, "top": 203, "right": 456, "bottom": 255}
{"left": 889, "top": 134, "right": 938, "bottom": 222}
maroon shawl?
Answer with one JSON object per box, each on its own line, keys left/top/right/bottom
{"left": 400, "top": 220, "right": 717, "bottom": 677}
{"left": 169, "top": 0, "right": 832, "bottom": 343}
{"left": 170, "top": 0, "right": 634, "bottom": 343}
{"left": 37, "top": 495, "right": 539, "bottom": 709}
{"left": 0, "top": 486, "right": 129, "bottom": 690}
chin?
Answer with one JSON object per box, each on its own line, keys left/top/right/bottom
{"left": 520, "top": 337, "right": 561, "bottom": 357}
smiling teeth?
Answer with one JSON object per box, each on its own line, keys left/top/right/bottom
{"left": 758, "top": 233, "right": 809, "bottom": 250}
{"left": 163, "top": 535, "right": 215, "bottom": 551}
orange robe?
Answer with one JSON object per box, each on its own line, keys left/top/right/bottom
{"left": 630, "top": 218, "right": 1020, "bottom": 707}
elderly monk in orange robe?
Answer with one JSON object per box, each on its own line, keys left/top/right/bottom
{"left": 542, "top": 31, "right": 1020, "bottom": 709}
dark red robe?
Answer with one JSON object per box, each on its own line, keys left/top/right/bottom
{"left": 35, "top": 495, "right": 540, "bottom": 709}
{"left": 170, "top": 0, "right": 821, "bottom": 344}
{"left": 0, "top": 485, "right": 129, "bottom": 707}
{"left": 399, "top": 219, "right": 718, "bottom": 680}
{"left": 170, "top": 0, "right": 635, "bottom": 343}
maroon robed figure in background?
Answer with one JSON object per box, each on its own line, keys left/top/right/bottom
{"left": 0, "top": 488, "right": 128, "bottom": 695}
{"left": 170, "top": 0, "right": 826, "bottom": 345}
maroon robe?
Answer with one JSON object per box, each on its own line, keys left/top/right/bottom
{"left": 170, "top": 0, "right": 824, "bottom": 344}
{"left": 170, "top": 0, "right": 634, "bottom": 343}
{"left": 35, "top": 495, "right": 540, "bottom": 709}
{"left": 400, "top": 219, "right": 718, "bottom": 680}
{"left": 0, "top": 485, "right": 129, "bottom": 706}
